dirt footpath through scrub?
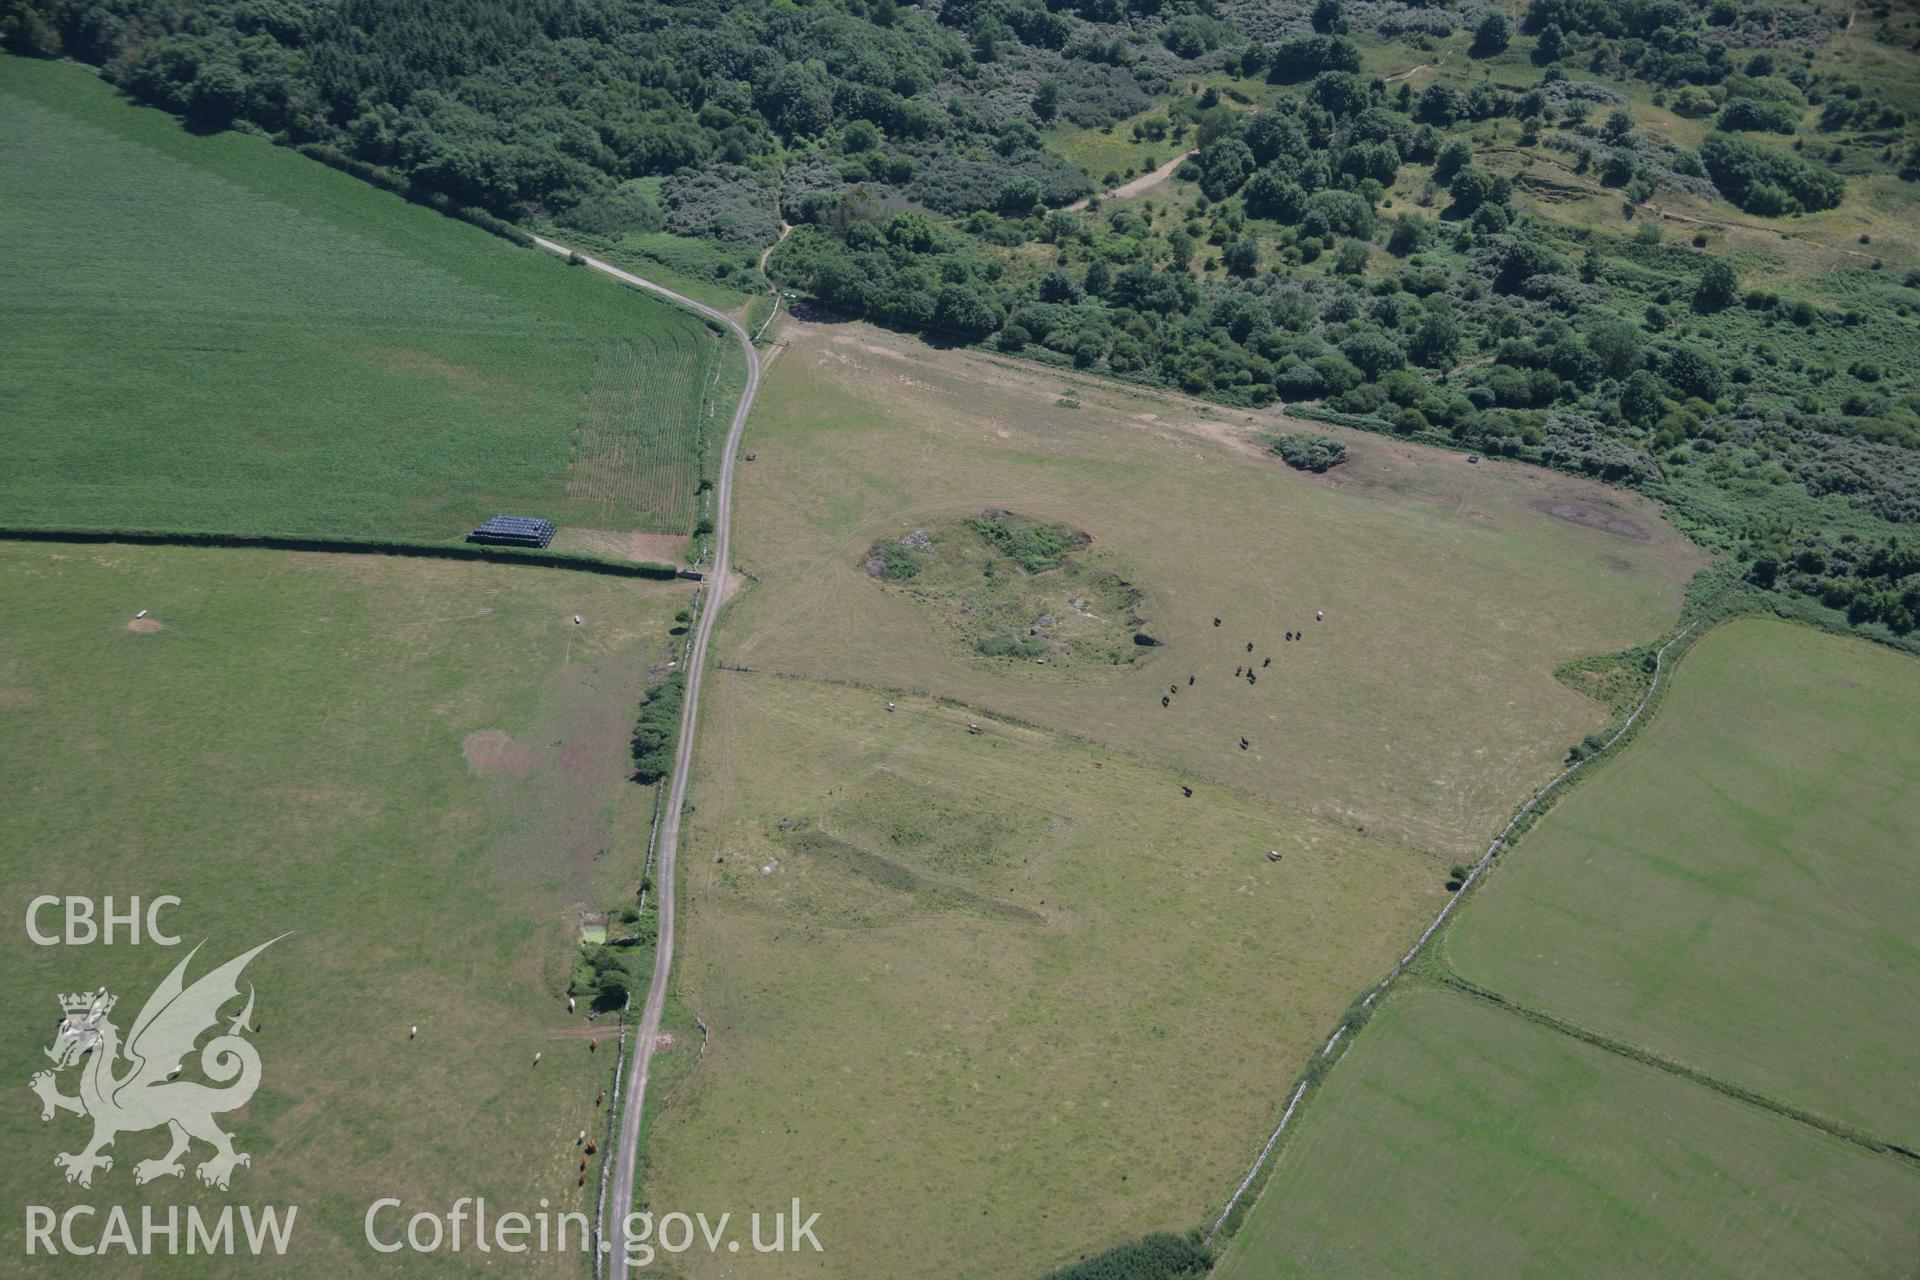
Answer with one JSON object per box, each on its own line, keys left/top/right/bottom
{"left": 1065, "top": 150, "right": 1196, "bottom": 211}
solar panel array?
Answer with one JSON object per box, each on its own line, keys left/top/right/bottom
{"left": 468, "top": 515, "right": 555, "bottom": 548}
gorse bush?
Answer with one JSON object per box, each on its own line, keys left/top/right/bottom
{"left": 1041, "top": 1231, "right": 1213, "bottom": 1280}
{"left": 864, "top": 536, "right": 924, "bottom": 580}
{"left": 1266, "top": 432, "right": 1350, "bottom": 472}
{"left": 966, "top": 511, "right": 1083, "bottom": 572}
{"left": 1699, "top": 134, "right": 1845, "bottom": 215}
{"left": 630, "top": 672, "right": 686, "bottom": 785}
{"left": 564, "top": 182, "right": 665, "bottom": 237}
{"left": 662, "top": 166, "right": 780, "bottom": 244}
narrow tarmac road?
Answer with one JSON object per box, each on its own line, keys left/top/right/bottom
{"left": 531, "top": 235, "right": 760, "bottom": 1272}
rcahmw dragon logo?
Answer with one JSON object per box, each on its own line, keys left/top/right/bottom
{"left": 29, "top": 936, "right": 286, "bottom": 1190}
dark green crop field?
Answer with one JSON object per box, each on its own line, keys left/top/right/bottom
{"left": 1221, "top": 617, "right": 1920, "bottom": 1277}
{"left": 1446, "top": 618, "right": 1920, "bottom": 1145}
{"left": 1216, "top": 987, "right": 1919, "bottom": 1280}
{"left": 0, "top": 57, "right": 721, "bottom": 542}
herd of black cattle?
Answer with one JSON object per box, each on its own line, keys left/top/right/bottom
{"left": 1160, "top": 611, "right": 1325, "bottom": 776}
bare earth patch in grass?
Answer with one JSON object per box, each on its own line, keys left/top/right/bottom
{"left": 463, "top": 728, "right": 538, "bottom": 779}
{"left": 552, "top": 526, "right": 690, "bottom": 565}
{"left": 1530, "top": 499, "right": 1652, "bottom": 540}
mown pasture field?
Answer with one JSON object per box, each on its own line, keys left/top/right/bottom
{"left": 1215, "top": 987, "right": 1920, "bottom": 1280}
{"left": 1445, "top": 618, "right": 1920, "bottom": 1146}
{"left": 0, "top": 57, "right": 724, "bottom": 543}
{"left": 0, "top": 541, "right": 692, "bottom": 1274}
{"left": 569, "top": 337, "right": 718, "bottom": 535}
{"left": 714, "top": 318, "right": 1703, "bottom": 860}
{"left": 642, "top": 671, "right": 1441, "bottom": 1278}
{"left": 634, "top": 318, "right": 1704, "bottom": 1274}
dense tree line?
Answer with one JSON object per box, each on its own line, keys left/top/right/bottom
{"left": 1748, "top": 532, "right": 1920, "bottom": 635}
{"left": 0, "top": 0, "right": 1243, "bottom": 222}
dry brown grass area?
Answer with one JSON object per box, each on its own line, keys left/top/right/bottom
{"left": 715, "top": 317, "right": 1702, "bottom": 859}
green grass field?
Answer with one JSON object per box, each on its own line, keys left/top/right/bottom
{"left": 642, "top": 670, "right": 1441, "bottom": 1277}
{"left": 627, "top": 317, "right": 1705, "bottom": 1274}
{"left": 1215, "top": 987, "right": 1920, "bottom": 1280}
{"left": 0, "top": 541, "right": 691, "bottom": 1273}
{"left": 1444, "top": 619, "right": 1920, "bottom": 1146}
{"left": 0, "top": 57, "right": 724, "bottom": 542}
{"left": 1049, "top": 112, "right": 1177, "bottom": 188}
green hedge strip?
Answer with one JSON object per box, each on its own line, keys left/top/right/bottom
{"left": 0, "top": 526, "right": 679, "bottom": 579}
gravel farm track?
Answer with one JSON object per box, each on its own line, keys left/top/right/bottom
{"left": 531, "top": 235, "right": 761, "bottom": 1272}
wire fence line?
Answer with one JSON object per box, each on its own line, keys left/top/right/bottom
{"left": 591, "top": 1021, "right": 630, "bottom": 1280}
{"left": 591, "top": 533, "right": 707, "bottom": 1273}
{"left": 751, "top": 292, "right": 781, "bottom": 345}
{"left": 1207, "top": 618, "right": 1702, "bottom": 1241}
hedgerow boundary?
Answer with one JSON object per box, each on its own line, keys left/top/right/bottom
{"left": 1205, "top": 577, "right": 1753, "bottom": 1244}
{"left": 1435, "top": 976, "right": 1920, "bottom": 1168}
{"left": 0, "top": 526, "right": 680, "bottom": 578}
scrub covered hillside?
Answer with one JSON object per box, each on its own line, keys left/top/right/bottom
{"left": 13, "top": 0, "right": 1911, "bottom": 642}
{"left": 766, "top": 1, "right": 1920, "bottom": 648}
{"left": 1, "top": 0, "right": 1233, "bottom": 285}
